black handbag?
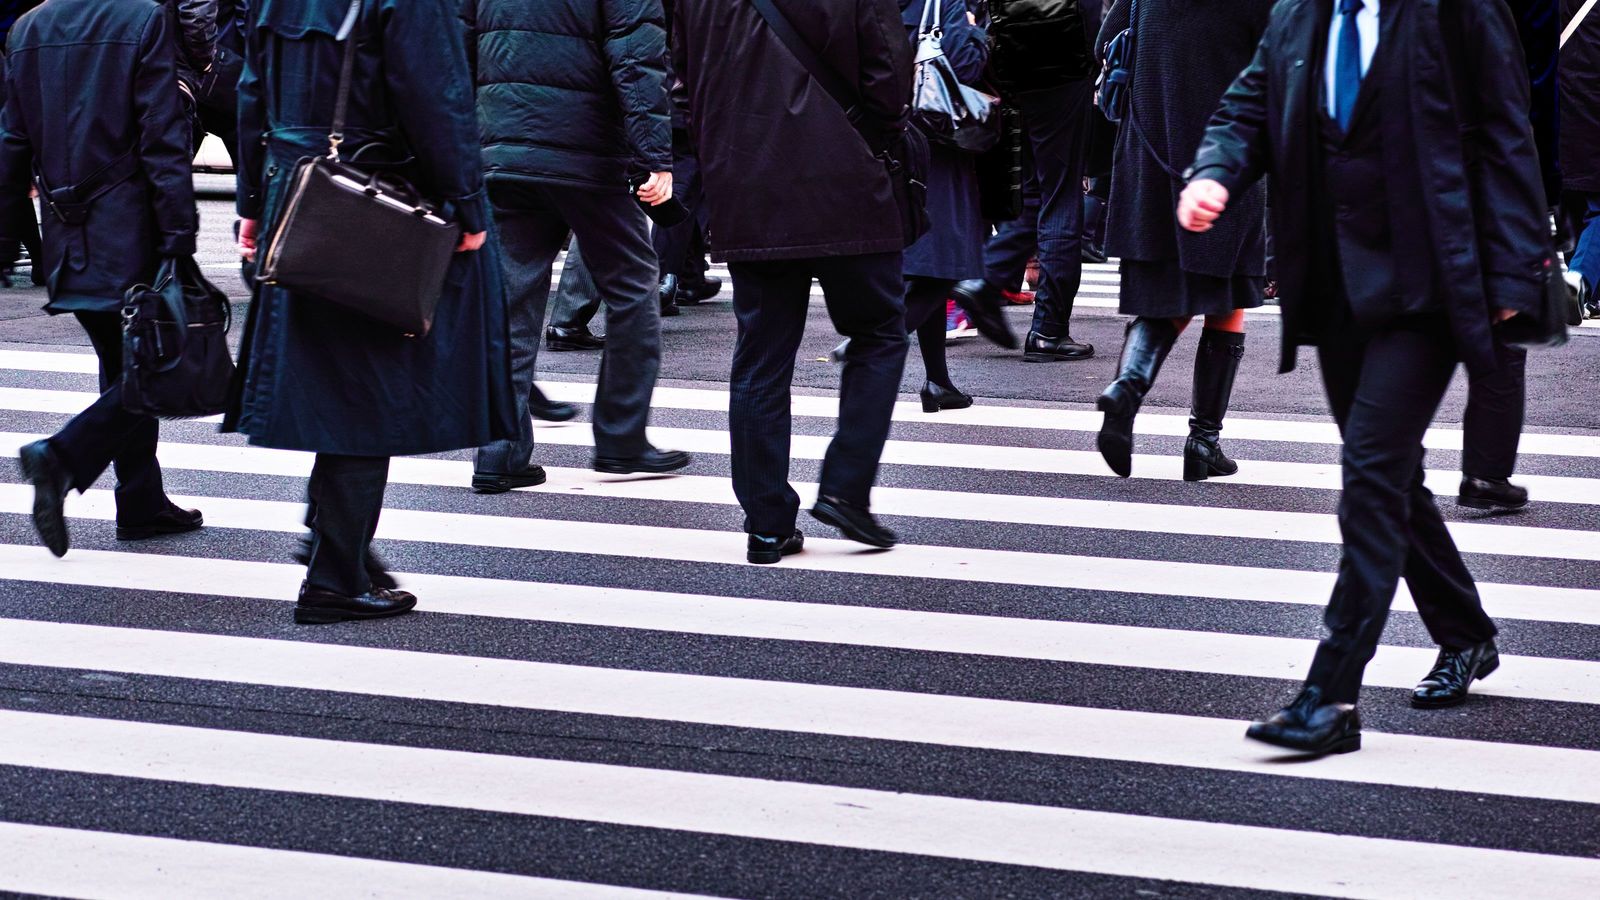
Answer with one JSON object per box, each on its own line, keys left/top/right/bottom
{"left": 121, "top": 256, "right": 237, "bottom": 418}
{"left": 747, "top": 0, "right": 930, "bottom": 247}
{"left": 1495, "top": 248, "right": 1573, "bottom": 348}
{"left": 975, "top": 103, "right": 1025, "bottom": 221}
{"left": 911, "top": 0, "right": 1001, "bottom": 153}
{"left": 255, "top": 0, "right": 459, "bottom": 336}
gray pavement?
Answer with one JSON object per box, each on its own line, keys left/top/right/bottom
{"left": 0, "top": 192, "right": 1596, "bottom": 897}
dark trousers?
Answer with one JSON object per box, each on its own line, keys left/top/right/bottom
{"left": 304, "top": 453, "right": 390, "bottom": 596}
{"left": 728, "top": 251, "right": 908, "bottom": 536}
{"left": 1568, "top": 190, "right": 1600, "bottom": 290}
{"left": 48, "top": 311, "right": 166, "bottom": 524}
{"left": 650, "top": 127, "right": 705, "bottom": 282}
{"left": 1305, "top": 317, "right": 1497, "bottom": 704}
{"left": 1462, "top": 337, "right": 1526, "bottom": 479}
{"left": 980, "top": 81, "right": 1094, "bottom": 336}
{"left": 549, "top": 236, "right": 602, "bottom": 331}
{"left": 905, "top": 275, "right": 955, "bottom": 390}
{"left": 475, "top": 181, "right": 661, "bottom": 472}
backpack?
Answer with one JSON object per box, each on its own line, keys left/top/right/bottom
{"left": 986, "top": 0, "right": 1095, "bottom": 94}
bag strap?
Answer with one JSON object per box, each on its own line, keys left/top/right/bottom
{"left": 1564, "top": 0, "right": 1599, "bottom": 48}
{"left": 327, "top": 0, "right": 363, "bottom": 161}
{"left": 1121, "top": 0, "right": 1183, "bottom": 180}
{"left": 747, "top": 0, "right": 859, "bottom": 119}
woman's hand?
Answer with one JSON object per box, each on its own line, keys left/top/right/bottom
{"left": 456, "top": 231, "right": 487, "bottom": 253}
{"left": 1177, "top": 180, "right": 1230, "bottom": 233}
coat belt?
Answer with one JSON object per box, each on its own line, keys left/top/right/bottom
{"left": 35, "top": 149, "right": 141, "bottom": 226}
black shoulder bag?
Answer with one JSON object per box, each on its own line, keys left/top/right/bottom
{"left": 256, "top": 0, "right": 460, "bottom": 336}
{"left": 121, "top": 256, "right": 237, "bottom": 418}
{"left": 747, "top": 0, "right": 931, "bottom": 248}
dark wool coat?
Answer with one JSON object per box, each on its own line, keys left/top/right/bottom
{"left": 1561, "top": 0, "right": 1600, "bottom": 193}
{"left": 226, "top": 0, "right": 517, "bottom": 456}
{"left": 1190, "top": 0, "right": 1549, "bottom": 377}
{"left": 463, "top": 0, "right": 672, "bottom": 192}
{"left": 672, "top": 0, "right": 913, "bottom": 262}
{"left": 0, "top": 0, "right": 197, "bottom": 313}
{"left": 901, "top": 0, "right": 989, "bottom": 281}
{"left": 1097, "top": 0, "right": 1272, "bottom": 280}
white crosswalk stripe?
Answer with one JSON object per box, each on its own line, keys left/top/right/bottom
{"left": 0, "top": 355, "right": 1595, "bottom": 898}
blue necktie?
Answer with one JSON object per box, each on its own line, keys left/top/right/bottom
{"left": 1334, "top": 0, "right": 1365, "bottom": 131}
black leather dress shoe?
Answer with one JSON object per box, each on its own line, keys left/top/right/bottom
{"left": 811, "top": 495, "right": 897, "bottom": 549}
{"left": 529, "top": 386, "right": 578, "bottom": 423}
{"left": 1024, "top": 330, "right": 1095, "bottom": 362}
{"left": 920, "top": 380, "right": 973, "bottom": 412}
{"left": 472, "top": 466, "right": 548, "bottom": 494}
{"left": 659, "top": 274, "right": 681, "bottom": 317}
{"left": 18, "top": 440, "right": 71, "bottom": 557}
{"left": 116, "top": 504, "right": 203, "bottom": 541}
{"left": 545, "top": 325, "right": 605, "bottom": 352}
{"left": 1412, "top": 639, "right": 1499, "bottom": 709}
{"left": 1457, "top": 475, "right": 1529, "bottom": 511}
{"left": 594, "top": 447, "right": 691, "bottom": 475}
{"left": 1246, "top": 686, "right": 1362, "bottom": 755}
{"left": 294, "top": 583, "right": 418, "bottom": 625}
{"left": 948, "top": 279, "right": 1019, "bottom": 349}
{"left": 292, "top": 539, "right": 400, "bottom": 591}
{"left": 748, "top": 530, "right": 805, "bottom": 565}
{"left": 678, "top": 274, "right": 722, "bottom": 305}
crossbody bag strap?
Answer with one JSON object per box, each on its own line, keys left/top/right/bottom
{"left": 1124, "top": 0, "right": 1184, "bottom": 181}
{"left": 327, "top": 0, "right": 363, "bottom": 160}
{"left": 1565, "top": 0, "right": 1599, "bottom": 48}
{"left": 747, "top": 0, "right": 860, "bottom": 119}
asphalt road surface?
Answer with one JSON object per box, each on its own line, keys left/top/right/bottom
{"left": 0, "top": 189, "right": 1596, "bottom": 898}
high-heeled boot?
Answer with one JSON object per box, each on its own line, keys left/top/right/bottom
{"left": 1184, "top": 328, "right": 1246, "bottom": 482}
{"left": 1097, "top": 317, "right": 1180, "bottom": 477}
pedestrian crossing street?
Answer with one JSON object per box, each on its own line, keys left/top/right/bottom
{"left": 0, "top": 346, "right": 1597, "bottom": 897}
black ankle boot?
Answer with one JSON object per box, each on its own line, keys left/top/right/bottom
{"left": 1096, "top": 318, "right": 1180, "bottom": 477}
{"left": 1184, "top": 329, "right": 1246, "bottom": 482}
{"left": 920, "top": 381, "right": 973, "bottom": 412}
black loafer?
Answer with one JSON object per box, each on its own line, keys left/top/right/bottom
{"left": 594, "top": 447, "right": 691, "bottom": 475}
{"left": 116, "top": 504, "right": 203, "bottom": 541}
{"left": 545, "top": 325, "right": 605, "bottom": 352}
{"left": 679, "top": 275, "right": 723, "bottom": 304}
{"left": 659, "top": 274, "right": 681, "bottom": 317}
{"left": 811, "top": 495, "right": 897, "bottom": 549}
{"left": 948, "top": 279, "right": 1018, "bottom": 349}
{"left": 1246, "top": 686, "right": 1362, "bottom": 755}
{"left": 1023, "top": 330, "right": 1095, "bottom": 362}
{"left": 920, "top": 381, "right": 973, "bottom": 412}
{"left": 1457, "top": 475, "right": 1529, "bottom": 511}
{"left": 1412, "top": 639, "right": 1499, "bottom": 708}
{"left": 530, "top": 389, "right": 579, "bottom": 423}
{"left": 748, "top": 530, "right": 804, "bottom": 565}
{"left": 472, "top": 466, "right": 548, "bottom": 494}
{"left": 18, "top": 440, "right": 72, "bottom": 558}
{"left": 291, "top": 538, "right": 401, "bottom": 592}
{"left": 294, "top": 584, "right": 417, "bottom": 625}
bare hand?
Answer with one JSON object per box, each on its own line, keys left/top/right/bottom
{"left": 456, "top": 231, "right": 487, "bottom": 253}
{"left": 637, "top": 171, "right": 673, "bottom": 206}
{"left": 1494, "top": 308, "right": 1519, "bottom": 323}
{"left": 238, "top": 218, "right": 259, "bottom": 262}
{"left": 1177, "top": 179, "right": 1230, "bottom": 233}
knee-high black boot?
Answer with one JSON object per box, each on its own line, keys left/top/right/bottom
{"left": 1184, "top": 328, "right": 1246, "bottom": 482}
{"left": 1097, "top": 317, "right": 1180, "bottom": 477}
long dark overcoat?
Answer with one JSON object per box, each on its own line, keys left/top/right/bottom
{"left": 1562, "top": 0, "right": 1600, "bottom": 194}
{"left": 0, "top": 0, "right": 196, "bottom": 312}
{"left": 1189, "top": 0, "right": 1548, "bottom": 377}
{"left": 672, "top": 0, "right": 912, "bottom": 262}
{"left": 226, "top": 0, "right": 517, "bottom": 456}
{"left": 901, "top": 0, "right": 988, "bottom": 281}
{"left": 1097, "top": 0, "right": 1271, "bottom": 281}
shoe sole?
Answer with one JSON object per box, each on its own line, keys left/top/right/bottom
{"left": 19, "top": 446, "right": 69, "bottom": 558}
{"left": 545, "top": 342, "right": 603, "bottom": 352}
{"left": 748, "top": 544, "right": 804, "bottom": 565}
{"left": 531, "top": 411, "right": 579, "bottom": 423}
{"left": 1023, "top": 350, "right": 1095, "bottom": 362}
{"left": 1411, "top": 657, "right": 1499, "bottom": 709}
{"left": 472, "top": 471, "right": 548, "bottom": 494}
{"left": 1246, "top": 729, "right": 1362, "bottom": 755}
{"left": 1095, "top": 395, "right": 1134, "bottom": 479}
{"left": 594, "top": 458, "right": 691, "bottom": 475}
{"left": 294, "top": 599, "right": 418, "bottom": 625}
{"left": 116, "top": 521, "right": 203, "bottom": 541}
{"left": 809, "top": 506, "right": 896, "bottom": 549}
{"left": 1456, "top": 495, "right": 1528, "bottom": 511}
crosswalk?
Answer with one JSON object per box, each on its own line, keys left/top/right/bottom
{"left": 0, "top": 344, "right": 1597, "bottom": 897}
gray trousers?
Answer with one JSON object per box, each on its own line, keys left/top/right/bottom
{"left": 549, "top": 235, "right": 603, "bottom": 331}
{"left": 475, "top": 182, "right": 662, "bottom": 472}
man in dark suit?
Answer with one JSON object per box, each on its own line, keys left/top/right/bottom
{"left": 1179, "top": 0, "right": 1549, "bottom": 754}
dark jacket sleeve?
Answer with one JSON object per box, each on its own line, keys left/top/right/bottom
{"left": 0, "top": 47, "right": 34, "bottom": 243}
{"left": 857, "top": 0, "right": 914, "bottom": 131}
{"left": 135, "top": 7, "right": 199, "bottom": 255}
{"left": 235, "top": 0, "right": 264, "bottom": 218}
{"left": 1462, "top": 0, "right": 1547, "bottom": 312}
{"left": 459, "top": 0, "right": 478, "bottom": 84}
{"left": 938, "top": 0, "right": 988, "bottom": 85}
{"left": 1186, "top": 14, "right": 1275, "bottom": 199}
{"left": 173, "top": 0, "right": 219, "bottom": 73}
{"left": 599, "top": 0, "right": 673, "bottom": 178}
{"left": 383, "top": 0, "right": 488, "bottom": 232}
{"left": 1096, "top": 0, "right": 1128, "bottom": 61}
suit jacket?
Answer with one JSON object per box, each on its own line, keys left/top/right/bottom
{"left": 1188, "top": 0, "right": 1547, "bottom": 377}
